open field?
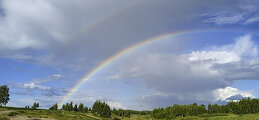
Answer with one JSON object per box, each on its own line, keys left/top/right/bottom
{"left": 0, "top": 106, "right": 101, "bottom": 120}
{"left": 1, "top": 107, "right": 259, "bottom": 120}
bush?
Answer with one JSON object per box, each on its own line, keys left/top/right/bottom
{"left": 17, "top": 110, "right": 25, "bottom": 114}
{"left": 7, "top": 112, "right": 18, "bottom": 116}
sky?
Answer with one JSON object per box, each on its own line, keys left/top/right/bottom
{"left": 0, "top": 0, "right": 259, "bottom": 110}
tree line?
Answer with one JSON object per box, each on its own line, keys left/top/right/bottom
{"left": 25, "top": 97, "right": 259, "bottom": 119}
{"left": 112, "top": 108, "right": 131, "bottom": 117}
{"left": 50, "top": 100, "right": 111, "bottom": 118}
{"left": 50, "top": 100, "right": 149, "bottom": 118}
{"left": 151, "top": 98, "right": 259, "bottom": 119}
{"left": 25, "top": 102, "right": 40, "bottom": 110}
{"left": 60, "top": 102, "right": 89, "bottom": 113}
{"left": 2, "top": 85, "right": 259, "bottom": 119}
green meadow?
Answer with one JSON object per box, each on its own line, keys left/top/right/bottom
{"left": 0, "top": 106, "right": 259, "bottom": 120}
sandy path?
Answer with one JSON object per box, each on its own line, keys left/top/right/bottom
{"left": 10, "top": 116, "right": 56, "bottom": 120}
{"left": 0, "top": 110, "right": 14, "bottom": 114}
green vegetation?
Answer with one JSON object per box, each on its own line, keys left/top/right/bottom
{"left": 7, "top": 111, "right": 18, "bottom": 116}
{"left": 92, "top": 100, "right": 111, "bottom": 118}
{"left": 151, "top": 98, "right": 259, "bottom": 119}
{"left": 1, "top": 85, "right": 259, "bottom": 119}
{"left": 31, "top": 102, "right": 39, "bottom": 110}
{"left": 61, "top": 102, "right": 89, "bottom": 113}
{"left": 0, "top": 106, "right": 101, "bottom": 120}
{"left": 0, "top": 85, "right": 9, "bottom": 106}
{"left": 152, "top": 103, "right": 207, "bottom": 119}
{"left": 0, "top": 101, "right": 259, "bottom": 120}
{"left": 112, "top": 108, "right": 131, "bottom": 118}
{"left": 49, "top": 103, "right": 58, "bottom": 110}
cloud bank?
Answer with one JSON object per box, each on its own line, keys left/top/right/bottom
{"left": 107, "top": 34, "right": 258, "bottom": 108}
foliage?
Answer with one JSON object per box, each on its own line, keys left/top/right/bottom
{"left": 62, "top": 102, "right": 89, "bottom": 113}
{"left": 151, "top": 98, "right": 259, "bottom": 119}
{"left": 92, "top": 100, "right": 111, "bottom": 118}
{"left": 83, "top": 106, "right": 88, "bottom": 113}
{"left": 49, "top": 103, "right": 58, "bottom": 110}
{"left": 208, "top": 98, "right": 259, "bottom": 114}
{"left": 1, "top": 104, "right": 259, "bottom": 120}
{"left": 25, "top": 106, "right": 30, "bottom": 109}
{"left": 0, "top": 85, "right": 9, "bottom": 106}
{"left": 112, "top": 108, "right": 131, "bottom": 117}
{"left": 74, "top": 104, "right": 78, "bottom": 111}
{"left": 31, "top": 102, "right": 39, "bottom": 110}
{"left": 78, "top": 103, "right": 84, "bottom": 112}
{"left": 7, "top": 112, "right": 18, "bottom": 116}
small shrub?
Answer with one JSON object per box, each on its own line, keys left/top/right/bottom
{"left": 18, "top": 110, "right": 25, "bottom": 114}
{"left": 7, "top": 112, "right": 18, "bottom": 116}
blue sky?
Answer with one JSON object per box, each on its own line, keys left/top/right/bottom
{"left": 0, "top": 0, "right": 259, "bottom": 110}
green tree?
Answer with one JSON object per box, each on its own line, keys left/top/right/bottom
{"left": 78, "top": 103, "right": 84, "bottom": 112}
{"left": 152, "top": 108, "right": 166, "bottom": 119}
{"left": 92, "top": 100, "right": 111, "bottom": 118}
{"left": 228, "top": 101, "right": 241, "bottom": 114}
{"left": 25, "top": 106, "right": 30, "bottom": 109}
{"left": 83, "top": 106, "right": 88, "bottom": 113}
{"left": 49, "top": 103, "right": 58, "bottom": 110}
{"left": 69, "top": 101, "right": 73, "bottom": 111}
{"left": 31, "top": 102, "right": 39, "bottom": 109}
{"left": 0, "top": 85, "right": 10, "bottom": 106}
{"left": 74, "top": 104, "right": 78, "bottom": 111}
{"left": 62, "top": 104, "right": 66, "bottom": 110}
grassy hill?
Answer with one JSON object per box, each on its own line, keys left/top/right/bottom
{"left": 1, "top": 106, "right": 259, "bottom": 120}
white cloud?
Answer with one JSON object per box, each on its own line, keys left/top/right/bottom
{"left": 189, "top": 51, "right": 240, "bottom": 64}
{"left": 232, "top": 35, "right": 258, "bottom": 57}
{"left": 213, "top": 86, "right": 254, "bottom": 101}
{"left": 106, "top": 34, "right": 258, "bottom": 107}
{"left": 9, "top": 74, "right": 65, "bottom": 96}
{"left": 107, "top": 101, "right": 127, "bottom": 109}
{"left": 0, "top": 0, "right": 64, "bottom": 51}
{"left": 22, "top": 82, "right": 51, "bottom": 91}
{"left": 205, "top": 14, "right": 244, "bottom": 25}
{"left": 201, "top": 1, "right": 259, "bottom": 25}
{"left": 189, "top": 34, "right": 258, "bottom": 63}
{"left": 7, "top": 96, "right": 62, "bottom": 109}
{"left": 32, "top": 74, "right": 65, "bottom": 84}
{"left": 10, "top": 73, "right": 64, "bottom": 97}
{"left": 244, "top": 16, "right": 259, "bottom": 24}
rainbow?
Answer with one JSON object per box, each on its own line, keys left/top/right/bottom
{"left": 58, "top": 30, "right": 214, "bottom": 106}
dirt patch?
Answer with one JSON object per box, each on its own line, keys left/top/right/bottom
{"left": 0, "top": 110, "right": 14, "bottom": 114}
{"left": 0, "top": 110, "right": 56, "bottom": 120}
{"left": 10, "top": 115, "right": 56, "bottom": 120}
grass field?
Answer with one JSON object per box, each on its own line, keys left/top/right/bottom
{"left": 0, "top": 106, "right": 101, "bottom": 120}
{"left": 0, "top": 107, "right": 259, "bottom": 120}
